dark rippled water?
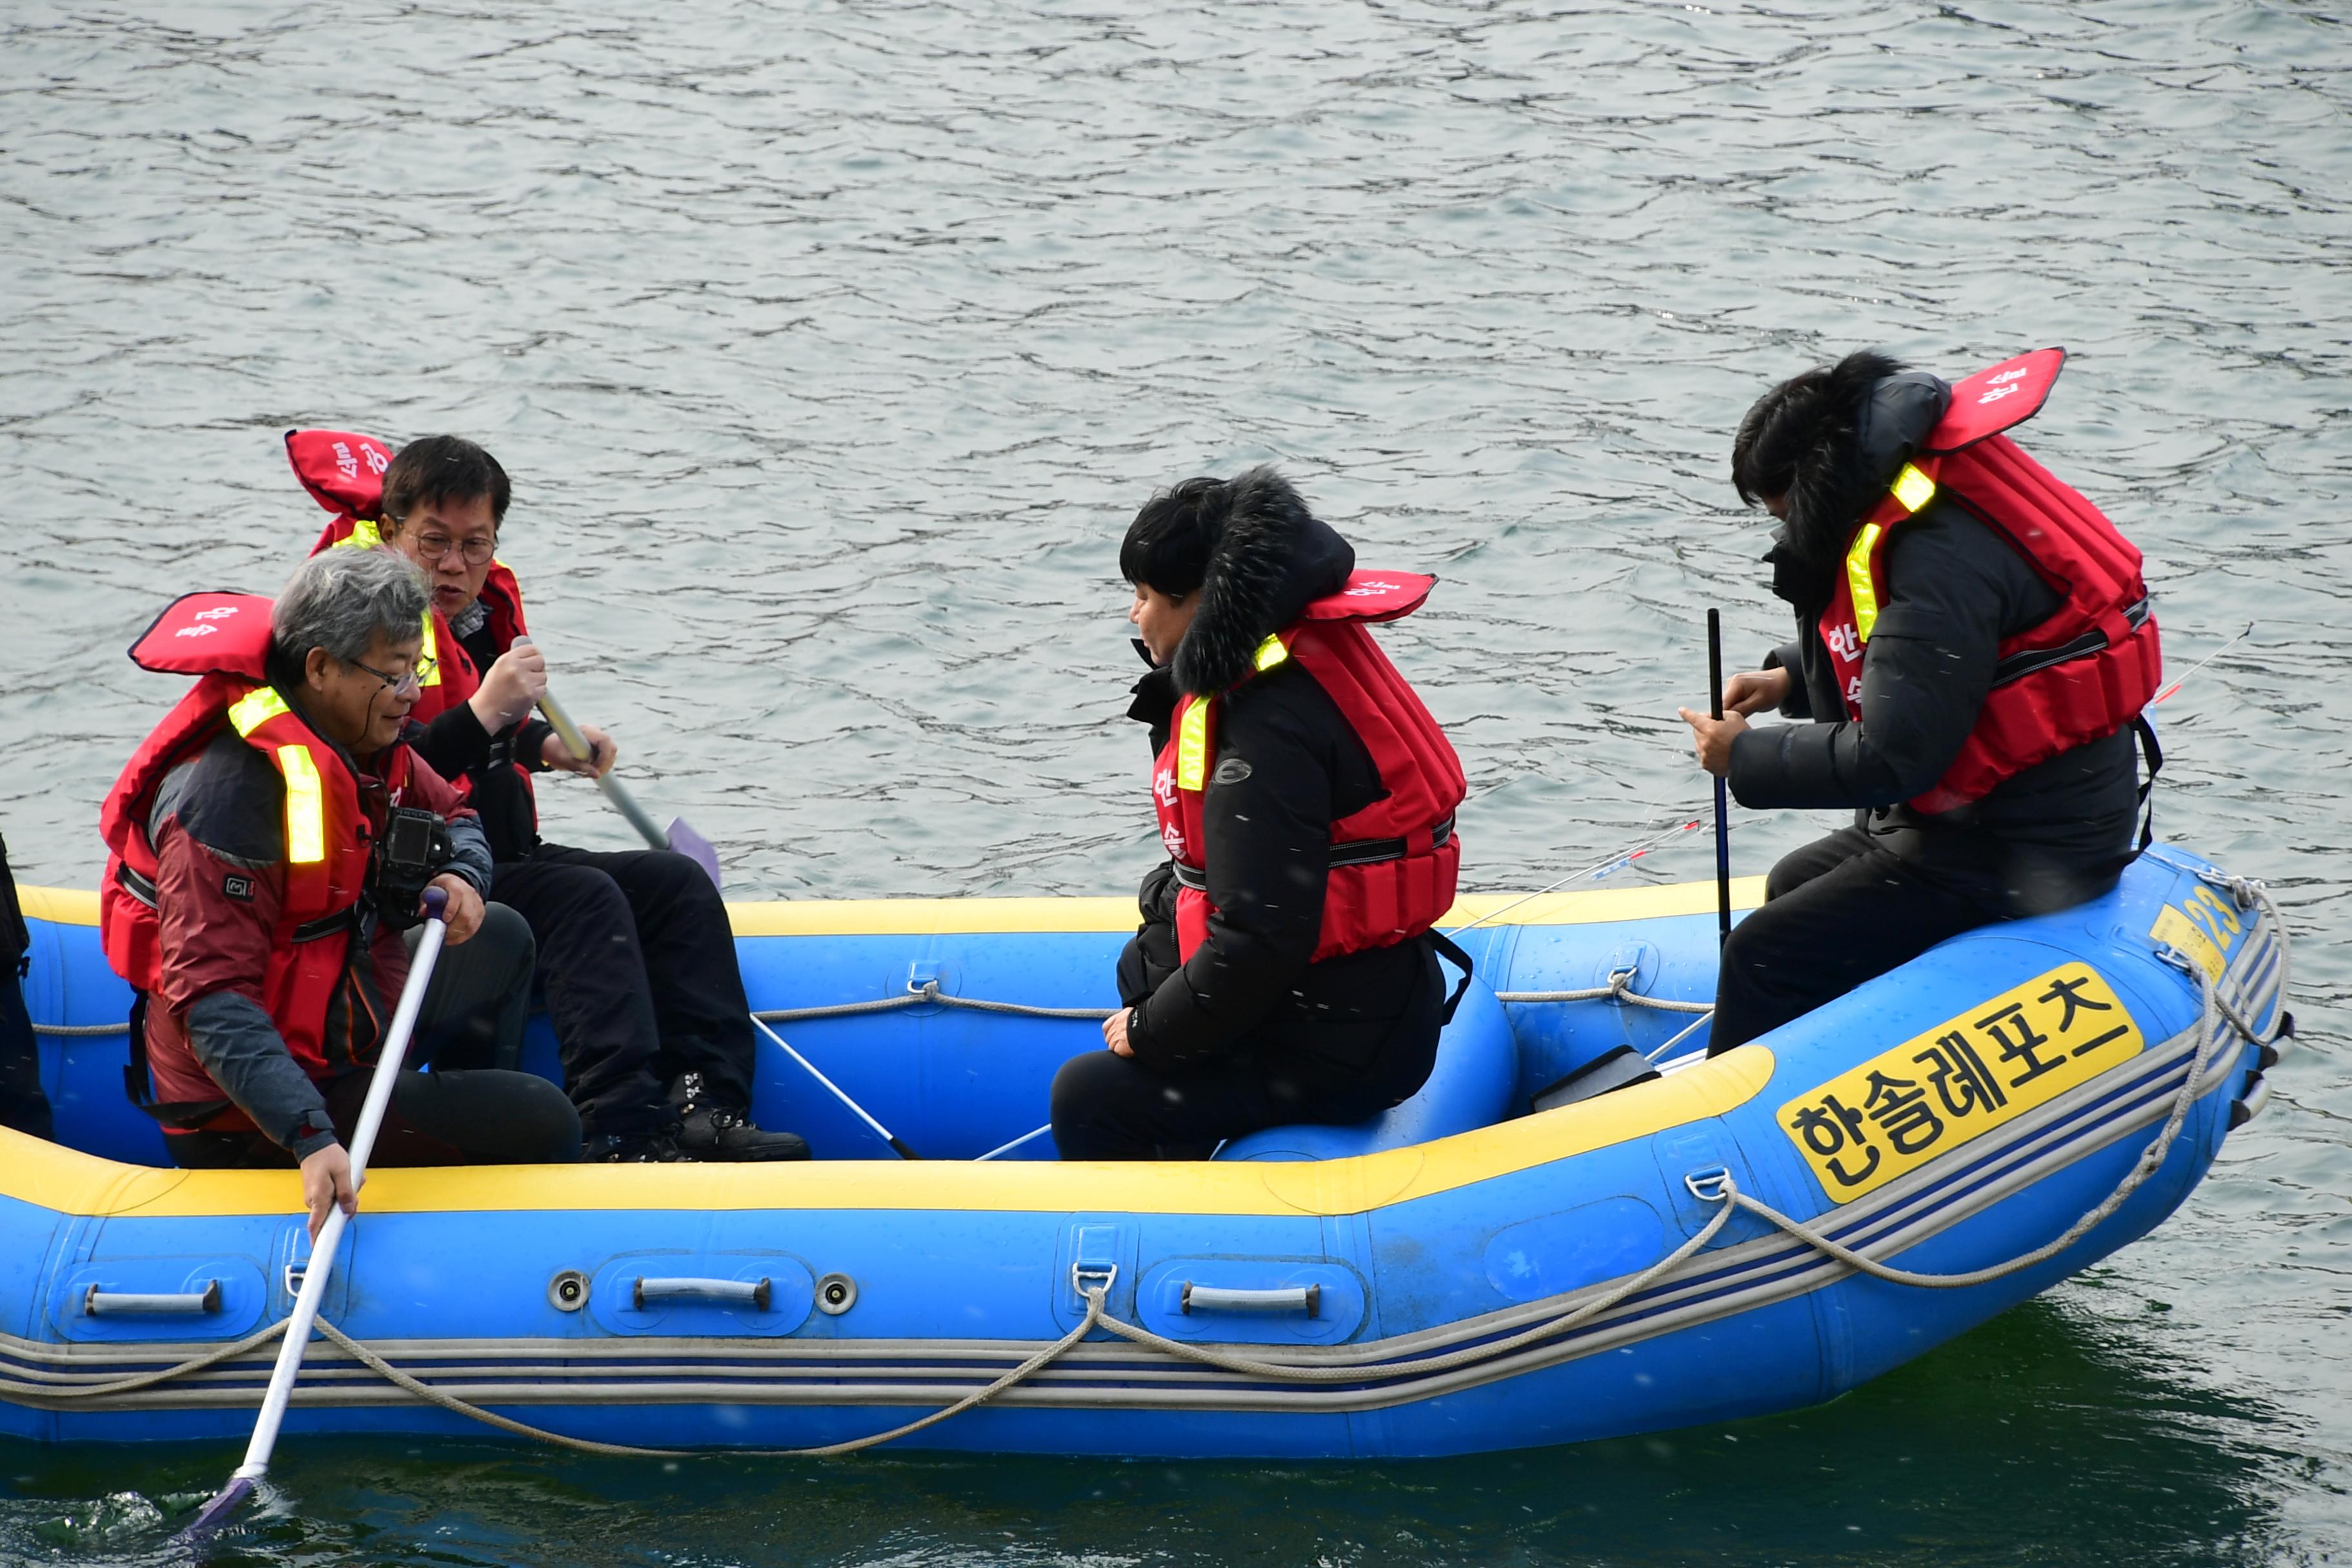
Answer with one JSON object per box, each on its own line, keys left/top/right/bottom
{"left": 3, "top": 1, "right": 2346, "bottom": 1562}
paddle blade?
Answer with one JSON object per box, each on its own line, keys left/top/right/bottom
{"left": 666, "top": 817, "right": 722, "bottom": 892}
{"left": 176, "top": 1475, "right": 253, "bottom": 1547}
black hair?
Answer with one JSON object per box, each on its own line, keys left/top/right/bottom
{"left": 380, "top": 435, "right": 511, "bottom": 528}
{"left": 1119, "top": 476, "right": 1237, "bottom": 599}
{"left": 1730, "top": 349, "right": 1905, "bottom": 512}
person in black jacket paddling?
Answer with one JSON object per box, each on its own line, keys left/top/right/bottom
{"left": 1679, "top": 349, "right": 2161, "bottom": 1053}
{"left": 1052, "top": 469, "right": 1469, "bottom": 1161}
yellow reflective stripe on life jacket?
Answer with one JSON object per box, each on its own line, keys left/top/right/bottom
{"left": 1177, "top": 700, "right": 1210, "bottom": 792}
{"left": 1890, "top": 462, "right": 1937, "bottom": 514}
{"left": 226, "top": 686, "right": 291, "bottom": 737}
{"left": 1849, "top": 465, "right": 1938, "bottom": 645}
{"left": 334, "top": 520, "right": 442, "bottom": 686}
{"left": 275, "top": 745, "right": 328, "bottom": 864}
{"left": 1845, "top": 522, "right": 1885, "bottom": 645}
{"left": 1179, "top": 637, "right": 1289, "bottom": 789}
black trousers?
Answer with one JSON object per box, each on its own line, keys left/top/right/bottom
{"left": 1709, "top": 827, "right": 2004, "bottom": 1055}
{"left": 0, "top": 832, "right": 51, "bottom": 1141}
{"left": 1050, "top": 945, "right": 1444, "bottom": 1161}
{"left": 170, "top": 903, "right": 579, "bottom": 1168}
{"left": 1, "top": 965, "right": 50, "bottom": 1142}
{"left": 491, "top": 844, "right": 756, "bottom": 1142}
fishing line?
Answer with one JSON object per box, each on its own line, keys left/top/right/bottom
{"left": 2151, "top": 621, "right": 2255, "bottom": 706}
{"left": 1445, "top": 813, "right": 1711, "bottom": 940}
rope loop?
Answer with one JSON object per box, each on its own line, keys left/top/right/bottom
{"left": 1493, "top": 968, "right": 1712, "bottom": 1014}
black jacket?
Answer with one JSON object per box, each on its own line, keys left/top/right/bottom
{"left": 404, "top": 620, "right": 556, "bottom": 865}
{"left": 1729, "top": 375, "right": 2141, "bottom": 914}
{"left": 1120, "top": 474, "right": 1436, "bottom": 1078}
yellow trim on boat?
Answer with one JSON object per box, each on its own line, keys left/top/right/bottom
{"left": 18, "top": 887, "right": 100, "bottom": 926}
{"left": 0, "top": 1047, "right": 1772, "bottom": 1220}
{"left": 725, "top": 896, "right": 1142, "bottom": 936}
{"left": 21, "top": 877, "right": 1766, "bottom": 936}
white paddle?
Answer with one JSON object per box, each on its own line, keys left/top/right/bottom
{"left": 179, "top": 886, "right": 454, "bottom": 1543}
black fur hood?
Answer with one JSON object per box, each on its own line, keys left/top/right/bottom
{"left": 1770, "top": 366, "right": 1953, "bottom": 611}
{"left": 1171, "top": 468, "right": 1356, "bottom": 697}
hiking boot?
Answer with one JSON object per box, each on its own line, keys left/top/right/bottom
{"left": 671, "top": 1073, "right": 812, "bottom": 1162}
{"left": 583, "top": 1130, "right": 687, "bottom": 1163}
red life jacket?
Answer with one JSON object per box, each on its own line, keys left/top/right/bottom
{"left": 99, "top": 592, "right": 409, "bottom": 1130}
{"left": 1817, "top": 348, "right": 2162, "bottom": 815}
{"left": 1153, "top": 571, "right": 1465, "bottom": 965}
{"left": 287, "top": 428, "right": 536, "bottom": 807}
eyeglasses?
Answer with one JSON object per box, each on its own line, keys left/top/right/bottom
{"left": 346, "top": 654, "right": 436, "bottom": 698}
{"left": 409, "top": 531, "right": 497, "bottom": 566}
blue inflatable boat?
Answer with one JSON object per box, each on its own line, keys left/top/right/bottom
{"left": 0, "top": 848, "right": 2287, "bottom": 1458}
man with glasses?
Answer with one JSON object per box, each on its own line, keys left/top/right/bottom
{"left": 290, "top": 433, "right": 805, "bottom": 1162}
{"left": 100, "top": 550, "right": 578, "bottom": 1224}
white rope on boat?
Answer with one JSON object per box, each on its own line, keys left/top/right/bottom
{"left": 1493, "top": 968, "right": 1712, "bottom": 1013}
{"left": 29, "top": 1021, "right": 125, "bottom": 1037}
{"left": 754, "top": 966, "right": 1711, "bottom": 1026}
{"left": 754, "top": 983, "right": 1115, "bottom": 1024}
{"left": 228, "top": 1197, "right": 1741, "bottom": 1456}
{"left": 306, "top": 1311, "right": 1106, "bottom": 1459}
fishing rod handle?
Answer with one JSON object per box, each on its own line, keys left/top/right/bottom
{"left": 1707, "top": 608, "right": 1726, "bottom": 721}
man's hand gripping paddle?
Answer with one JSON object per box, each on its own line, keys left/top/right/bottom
{"left": 178, "top": 887, "right": 455, "bottom": 1547}
{"left": 518, "top": 638, "right": 723, "bottom": 892}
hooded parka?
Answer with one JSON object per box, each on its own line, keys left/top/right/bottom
{"left": 1710, "top": 350, "right": 2155, "bottom": 1056}
{"left": 1727, "top": 351, "right": 2151, "bottom": 914}
{"left": 1113, "top": 470, "right": 1464, "bottom": 1092}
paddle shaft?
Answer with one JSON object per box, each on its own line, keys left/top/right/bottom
{"left": 750, "top": 1014, "right": 921, "bottom": 1159}
{"left": 232, "top": 893, "right": 451, "bottom": 1482}
{"left": 1709, "top": 609, "right": 1731, "bottom": 946}
{"left": 534, "top": 683, "right": 669, "bottom": 854}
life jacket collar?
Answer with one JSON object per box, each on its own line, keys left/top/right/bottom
{"left": 1817, "top": 349, "right": 2161, "bottom": 815}
{"left": 285, "top": 427, "right": 395, "bottom": 520}
{"left": 127, "top": 593, "right": 273, "bottom": 679}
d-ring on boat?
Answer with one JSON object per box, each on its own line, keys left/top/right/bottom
{"left": 1, "top": 847, "right": 2287, "bottom": 1458}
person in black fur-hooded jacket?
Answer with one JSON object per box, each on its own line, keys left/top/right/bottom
{"left": 1050, "top": 469, "right": 1456, "bottom": 1161}
{"left": 1680, "top": 350, "right": 2148, "bottom": 1054}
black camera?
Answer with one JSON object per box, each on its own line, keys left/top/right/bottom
{"left": 372, "top": 806, "right": 455, "bottom": 932}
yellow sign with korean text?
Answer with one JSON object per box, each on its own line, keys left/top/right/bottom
{"left": 2148, "top": 882, "right": 2245, "bottom": 985}
{"left": 1779, "top": 964, "right": 2144, "bottom": 1202}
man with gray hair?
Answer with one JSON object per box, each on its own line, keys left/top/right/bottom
{"left": 100, "top": 549, "right": 580, "bottom": 1237}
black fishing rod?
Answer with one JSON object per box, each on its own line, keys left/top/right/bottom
{"left": 1709, "top": 609, "right": 1730, "bottom": 946}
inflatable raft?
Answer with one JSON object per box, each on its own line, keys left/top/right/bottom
{"left": 1, "top": 847, "right": 2286, "bottom": 1458}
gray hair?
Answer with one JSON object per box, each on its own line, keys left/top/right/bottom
{"left": 271, "top": 547, "right": 429, "bottom": 665}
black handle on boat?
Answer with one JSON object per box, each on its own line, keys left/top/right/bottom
{"left": 1709, "top": 608, "right": 1731, "bottom": 946}
{"left": 634, "top": 1276, "right": 773, "bottom": 1312}
{"left": 1181, "top": 1282, "right": 1321, "bottom": 1318}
